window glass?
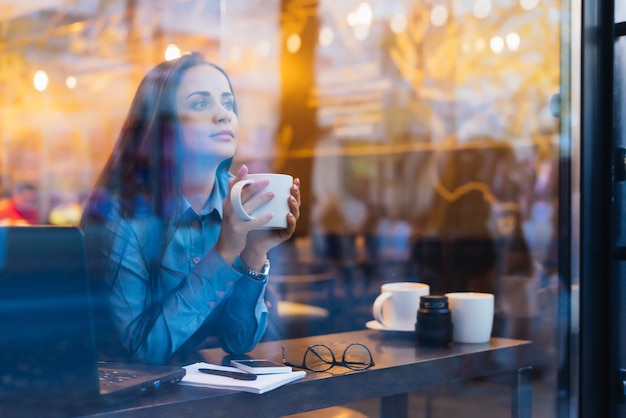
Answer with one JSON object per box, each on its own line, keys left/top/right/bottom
{"left": 617, "top": 0, "right": 626, "bottom": 23}
{"left": 0, "top": 0, "right": 569, "bottom": 416}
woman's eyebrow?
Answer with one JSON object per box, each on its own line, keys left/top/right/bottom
{"left": 186, "top": 91, "right": 210, "bottom": 99}
{"left": 185, "top": 91, "right": 233, "bottom": 99}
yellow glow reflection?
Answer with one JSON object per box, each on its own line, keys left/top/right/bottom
{"left": 319, "top": 26, "right": 334, "bottom": 47}
{"left": 390, "top": 13, "right": 407, "bottom": 34}
{"left": 506, "top": 33, "right": 521, "bottom": 51}
{"left": 430, "top": 5, "right": 448, "bottom": 27}
{"left": 34, "top": 70, "right": 48, "bottom": 92}
{"left": 165, "top": 44, "right": 181, "bottom": 61}
{"left": 286, "top": 33, "right": 301, "bottom": 53}
{"left": 490, "top": 36, "right": 504, "bottom": 54}
{"left": 520, "top": 0, "right": 540, "bottom": 11}
{"left": 65, "top": 76, "right": 77, "bottom": 89}
{"left": 473, "top": 0, "right": 492, "bottom": 19}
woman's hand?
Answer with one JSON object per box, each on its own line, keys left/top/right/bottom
{"left": 241, "top": 176, "right": 301, "bottom": 270}
{"left": 215, "top": 165, "right": 276, "bottom": 265}
{"left": 216, "top": 165, "right": 301, "bottom": 271}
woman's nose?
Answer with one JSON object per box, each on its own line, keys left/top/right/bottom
{"left": 213, "top": 107, "right": 231, "bottom": 124}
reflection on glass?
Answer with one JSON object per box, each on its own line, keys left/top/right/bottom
{"left": 0, "top": 0, "right": 568, "bottom": 416}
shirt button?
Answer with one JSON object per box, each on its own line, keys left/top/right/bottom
{"left": 191, "top": 220, "right": 200, "bottom": 228}
{"left": 227, "top": 280, "right": 234, "bottom": 287}
{"left": 217, "top": 291, "right": 225, "bottom": 298}
{"left": 192, "top": 256, "right": 200, "bottom": 264}
{"left": 208, "top": 301, "right": 216, "bottom": 308}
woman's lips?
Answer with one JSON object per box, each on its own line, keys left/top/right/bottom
{"left": 210, "top": 130, "right": 234, "bottom": 141}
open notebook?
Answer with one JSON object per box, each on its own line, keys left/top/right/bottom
{"left": 181, "top": 362, "right": 306, "bottom": 394}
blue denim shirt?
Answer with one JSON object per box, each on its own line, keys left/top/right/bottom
{"left": 100, "top": 172, "right": 268, "bottom": 364}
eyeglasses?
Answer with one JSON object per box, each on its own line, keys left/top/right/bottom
{"left": 281, "top": 343, "right": 375, "bottom": 372}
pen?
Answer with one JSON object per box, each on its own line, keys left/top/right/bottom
{"left": 198, "top": 368, "right": 257, "bottom": 381}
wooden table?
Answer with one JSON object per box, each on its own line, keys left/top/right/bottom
{"left": 75, "top": 330, "right": 533, "bottom": 418}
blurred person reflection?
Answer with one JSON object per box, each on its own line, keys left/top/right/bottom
{"left": 316, "top": 193, "right": 348, "bottom": 264}
{"left": 0, "top": 182, "right": 38, "bottom": 226}
{"left": 80, "top": 52, "right": 301, "bottom": 365}
{"left": 413, "top": 147, "right": 497, "bottom": 294}
{"left": 520, "top": 143, "right": 558, "bottom": 265}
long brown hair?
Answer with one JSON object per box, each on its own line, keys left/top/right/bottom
{"left": 84, "top": 52, "right": 237, "bottom": 220}
{"left": 80, "top": 52, "right": 237, "bottom": 361}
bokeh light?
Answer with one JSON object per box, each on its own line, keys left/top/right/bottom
{"left": 430, "top": 5, "right": 448, "bottom": 27}
{"left": 34, "top": 70, "right": 48, "bottom": 92}
{"left": 473, "top": 0, "right": 492, "bottom": 19}
{"left": 287, "top": 33, "right": 301, "bottom": 53}
{"left": 390, "top": 13, "right": 407, "bottom": 34}
{"left": 506, "top": 33, "right": 521, "bottom": 51}
{"left": 490, "top": 36, "right": 504, "bottom": 54}
{"left": 520, "top": 0, "right": 540, "bottom": 11}
{"left": 165, "top": 43, "right": 182, "bottom": 61}
{"left": 65, "top": 76, "right": 77, "bottom": 89}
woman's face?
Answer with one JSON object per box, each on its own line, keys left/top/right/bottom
{"left": 175, "top": 64, "right": 239, "bottom": 165}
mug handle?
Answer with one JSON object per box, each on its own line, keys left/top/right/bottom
{"left": 230, "top": 179, "right": 255, "bottom": 221}
{"left": 372, "top": 292, "right": 392, "bottom": 329}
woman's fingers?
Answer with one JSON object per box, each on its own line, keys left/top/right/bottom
{"left": 227, "top": 172, "right": 302, "bottom": 259}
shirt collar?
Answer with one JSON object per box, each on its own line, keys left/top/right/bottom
{"left": 171, "top": 170, "right": 232, "bottom": 220}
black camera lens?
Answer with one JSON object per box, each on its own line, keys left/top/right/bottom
{"left": 415, "top": 295, "right": 453, "bottom": 346}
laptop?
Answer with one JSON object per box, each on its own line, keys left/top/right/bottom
{"left": 0, "top": 226, "right": 186, "bottom": 409}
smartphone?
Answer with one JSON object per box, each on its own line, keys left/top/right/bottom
{"left": 230, "top": 359, "right": 293, "bottom": 374}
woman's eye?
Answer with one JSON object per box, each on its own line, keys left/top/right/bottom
{"left": 222, "top": 101, "right": 234, "bottom": 111}
{"left": 191, "top": 100, "right": 207, "bottom": 110}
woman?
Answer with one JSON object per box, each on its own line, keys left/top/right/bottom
{"left": 80, "top": 52, "right": 301, "bottom": 365}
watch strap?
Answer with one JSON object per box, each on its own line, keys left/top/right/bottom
{"left": 234, "top": 257, "right": 270, "bottom": 281}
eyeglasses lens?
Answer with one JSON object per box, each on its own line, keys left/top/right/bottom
{"left": 303, "top": 344, "right": 334, "bottom": 371}
{"left": 343, "top": 343, "right": 373, "bottom": 370}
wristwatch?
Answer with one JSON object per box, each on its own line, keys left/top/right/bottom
{"left": 236, "top": 257, "right": 270, "bottom": 281}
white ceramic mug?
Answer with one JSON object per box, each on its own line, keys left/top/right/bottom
{"left": 445, "top": 292, "right": 494, "bottom": 343}
{"left": 372, "top": 282, "right": 430, "bottom": 331}
{"left": 230, "top": 173, "right": 293, "bottom": 230}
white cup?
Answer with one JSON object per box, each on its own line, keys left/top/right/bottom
{"left": 445, "top": 292, "right": 494, "bottom": 343}
{"left": 372, "top": 282, "right": 430, "bottom": 331}
{"left": 230, "top": 173, "right": 293, "bottom": 230}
